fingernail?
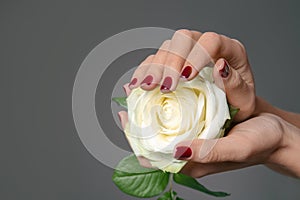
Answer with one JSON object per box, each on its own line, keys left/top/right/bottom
{"left": 141, "top": 75, "right": 153, "bottom": 86}
{"left": 181, "top": 66, "right": 192, "bottom": 79}
{"left": 129, "top": 78, "right": 137, "bottom": 88}
{"left": 219, "top": 60, "right": 230, "bottom": 78}
{"left": 160, "top": 76, "right": 172, "bottom": 92}
{"left": 174, "top": 146, "right": 192, "bottom": 160}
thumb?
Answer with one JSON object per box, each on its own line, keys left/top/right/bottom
{"left": 174, "top": 137, "right": 246, "bottom": 163}
{"left": 213, "top": 58, "right": 254, "bottom": 121}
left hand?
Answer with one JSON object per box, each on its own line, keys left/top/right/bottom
{"left": 128, "top": 30, "right": 255, "bottom": 121}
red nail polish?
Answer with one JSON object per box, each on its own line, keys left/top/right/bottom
{"left": 160, "top": 77, "right": 172, "bottom": 92}
{"left": 219, "top": 60, "right": 230, "bottom": 78}
{"left": 174, "top": 146, "right": 192, "bottom": 160}
{"left": 141, "top": 75, "right": 153, "bottom": 86}
{"left": 181, "top": 66, "right": 192, "bottom": 79}
{"left": 129, "top": 78, "right": 137, "bottom": 87}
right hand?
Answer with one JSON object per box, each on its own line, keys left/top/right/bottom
{"left": 128, "top": 30, "right": 255, "bottom": 121}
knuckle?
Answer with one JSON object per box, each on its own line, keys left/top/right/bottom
{"left": 159, "top": 40, "right": 171, "bottom": 51}
{"left": 146, "top": 54, "right": 155, "bottom": 60}
{"left": 232, "top": 38, "right": 246, "bottom": 54}
{"left": 201, "top": 32, "right": 222, "bottom": 43}
{"left": 174, "top": 29, "right": 191, "bottom": 36}
{"left": 200, "top": 32, "right": 222, "bottom": 57}
{"left": 260, "top": 113, "right": 285, "bottom": 132}
{"left": 162, "top": 39, "right": 171, "bottom": 46}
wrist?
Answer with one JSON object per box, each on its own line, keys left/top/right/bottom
{"left": 253, "top": 96, "right": 300, "bottom": 128}
{"left": 266, "top": 118, "right": 300, "bottom": 178}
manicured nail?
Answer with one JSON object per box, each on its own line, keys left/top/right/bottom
{"left": 141, "top": 75, "right": 153, "bottom": 86}
{"left": 174, "top": 146, "right": 192, "bottom": 160}
{"left": 160, "top": 76, "right": 172, "bottom": 92}
{"left": 129, "top": 78, "right": 137, "bottom": 88}
{"left": 181, "top": 66, "right": 192, "bottom": 79}
{"left": 219, "top": 60, "right": 230, "bottom": 78}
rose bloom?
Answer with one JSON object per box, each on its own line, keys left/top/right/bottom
{"left": 124, "top": 68, "right": 230, "bottom": 173}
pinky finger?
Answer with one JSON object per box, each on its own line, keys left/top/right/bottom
{"left": 118, "top": 111, "right": 128, "bottom": 130}
{"left": 123, "top": 83, "right": 131, "bottom": 96}
{"left": 129, "top": 55, "right": 154, "bottom": 89}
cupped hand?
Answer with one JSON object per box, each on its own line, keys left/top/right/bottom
{"left": 175, "top": 113, "right": 299, "bottom": 178}
{"left": 129, "top": 29, "right": 255, "bottom": 121}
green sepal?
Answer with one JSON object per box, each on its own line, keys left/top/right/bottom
{"left": 112, "top": 97, "right": 127, "bottom": 109}
{"left": 223, "top": 105, "right": 240, "bottom": 131}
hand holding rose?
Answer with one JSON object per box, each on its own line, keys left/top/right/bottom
{"left": 118, "top": 30, "right": 300, "bottom": 178}
{"left": 121, "top": 68, "right": 230, "bottom": 173}
{"left": 128, "top": 30, "right": 255, "bottom": 121}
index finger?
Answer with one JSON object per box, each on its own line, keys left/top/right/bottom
{"left": 182, "top": 32, "right": 253, "bottom": 83}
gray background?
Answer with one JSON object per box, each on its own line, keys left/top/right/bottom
{"left": 4, "top": 0, "right": 300, "bottom": 199}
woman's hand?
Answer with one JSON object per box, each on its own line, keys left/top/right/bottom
{"left": 129, "top": 29, "right": 255, "bottom": 121}
{"left": 175, "top": 113, "right": 300, "bottom": 178}
{"left": 118, "top": 29, "right": 300, "bottom": 178}
{"left": 119, "top": 85, "right": 300, "bottom": 178}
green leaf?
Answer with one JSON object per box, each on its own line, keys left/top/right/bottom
{"left": 223, "top": 105, "right": 240, "bottom": 131}
{"left": 113, "top": 155, "right": 170, "bottom": 198}
{"left": 173, "top": 173, "right": 230, "bottom": 197}
{"left": 112, "top": 97, "right": 127, "bottom": 109}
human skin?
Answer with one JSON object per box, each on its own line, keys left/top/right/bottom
{"left": 118, "top": 29, "right": 300, "bottom": 178}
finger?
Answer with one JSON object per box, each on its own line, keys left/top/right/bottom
{"left": 122, "top": 83, "right": 131, "bottom": 96}
{"left": 190, "top": 30, "right": 202, "bottom": 41}
{"left": 117, "top": 111, "right": 128, "bottom": 130}
{"left": 182, "top": 32, "right": 253, "bottom": 82}
{"left": 140, "top": 40, "right": 170, "bottom": 90}
{"left": 179, "top": 30, "right": 203, "bottom": 80}
{"left": 174, "top": 136, "right": 250, "bottom": 163}
{"left": 180, "top": 160, "right": 251, "bottom": 178}
{"left": 160, "top": 29, "right": 195, "bottom": 92}
{"left": 129, "top": 55, "right": 154, "bottom": 89}
{"left": 213, "top": 58, "right": 255, "bottom": 121}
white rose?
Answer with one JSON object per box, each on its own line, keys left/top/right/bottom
{"left": 124, "top": 67, "right": 230, "bottom": 173}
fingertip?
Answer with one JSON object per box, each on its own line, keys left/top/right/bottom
{"left": 213, "top": 59, "right": 226, "bottom": 91}
{"left": 140, "top": 75, "right": 159, "bottom": 91}
{"left": 128, "top": 78, "right": 138, "bottom": 90}
{"left": 173, "top": 140, "right": 195, "bottom": 160}
{"left": 123, "top": 83, "right": 131, "bottom": 96}
{"left": 180, "top": 65, "right": 193, "bottom": 79}
{"left": 118, "top": 111, "right": 128, "bottom": 129}
{"left": 219, "top": 59, "right": 230, "bottom": 79}
{"left": 173, "top": 146, "right": 192, "bottom": 160}
{"left": 160, "top": 76, "right": 179, "bottom": 93}
{"left": 180, "top": 64, "right": 199, "bottom": 81}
